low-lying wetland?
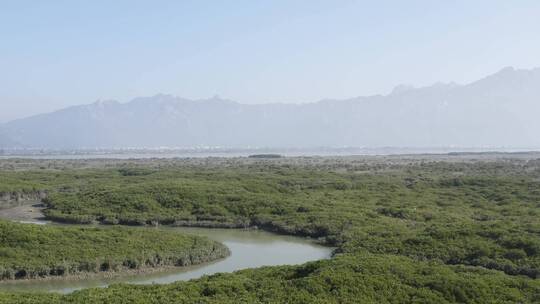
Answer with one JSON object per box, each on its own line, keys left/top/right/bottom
{"left": 1, "top": 154, "right": 540, "bottom": 303}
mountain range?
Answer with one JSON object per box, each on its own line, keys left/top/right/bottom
{"left": 1, "top": 67, "right": 540, "bottom": 149}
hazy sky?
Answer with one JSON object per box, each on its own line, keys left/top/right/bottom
{"left": 1, "top": 0, "right": 540, "bottom": 122}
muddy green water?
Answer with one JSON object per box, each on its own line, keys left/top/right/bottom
{"left": 0, "top": 225, "right": 333, "bottom": 294}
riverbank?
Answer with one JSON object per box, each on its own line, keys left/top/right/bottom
{"left": 0, "top": 255, "right": 227, "bottom": 285}
{"left": 0, "top": 220, "right": 230, "bottom": 282}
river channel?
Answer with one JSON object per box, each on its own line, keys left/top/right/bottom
{"left": 0, "top": 215, "right": 333, "bottom": 294}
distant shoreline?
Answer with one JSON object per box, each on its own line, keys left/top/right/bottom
{"left": 2, "top": 147, "right": 540, "bottom": 159}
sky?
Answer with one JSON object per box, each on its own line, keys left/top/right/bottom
{"left": 1, "top": 0, "right": 540, "bottom": 122}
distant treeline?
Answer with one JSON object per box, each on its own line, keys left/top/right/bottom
{"left": 248, "top": 154, "right": 282, "bottom": 158}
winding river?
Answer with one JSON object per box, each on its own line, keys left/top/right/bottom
{"left": 0, "top": 212, "right": 333, "bottom": 294}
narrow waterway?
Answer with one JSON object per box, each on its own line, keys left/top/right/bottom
{"left": 0, "top": 218, "right": 333, "bottom": 294}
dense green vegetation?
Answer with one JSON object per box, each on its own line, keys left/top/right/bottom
{"left": 0, "top": 220, "right": 228, "bottom": 280}
{"left": 1, "top": 155, "right": 540, "bottom": 303}
{"left": 36, "top": 161, "right": 540, "bottom": 279}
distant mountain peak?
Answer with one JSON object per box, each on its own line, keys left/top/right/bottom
{"left": 390, "top": 84, "right": 415, "bottom": 95}
{"left": 390, "top": 82, "right": 459, "bottom": 96}
{"left": 498, "top": 66, "right": 516, "bottom": 73}
{"left": 487, "top": 66, "right": 519, "bottom": 80}
{"left": 93, "top": 99, "right": 119, "bottom": 107}
{"left": 469, "top": 66, "right": 540, "bottom": 90}
{"left": 202, "top": 95, "right": 238, "bottom": 105}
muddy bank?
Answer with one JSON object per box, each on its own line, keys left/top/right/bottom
{"left": 0, "top": 190, "right": 48, "bottom": 223}
{"left": 0, "top": 245, "right": 230, "bottom": 283}
{"left": 0, "top": 203, "right": 47, "bottom": 223}
{"left": 0, "top": 191, "right": 47, "bottom": 209}
{"left": 0, "top": 265, "right": 185, "bottom": 284}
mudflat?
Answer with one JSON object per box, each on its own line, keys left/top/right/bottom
{"left": 0, "top": 203, "right": 47, "bottom": 223}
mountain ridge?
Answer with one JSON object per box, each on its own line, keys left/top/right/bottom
{"left": 1, "top": 67, "right": 539, "bottom": 149}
